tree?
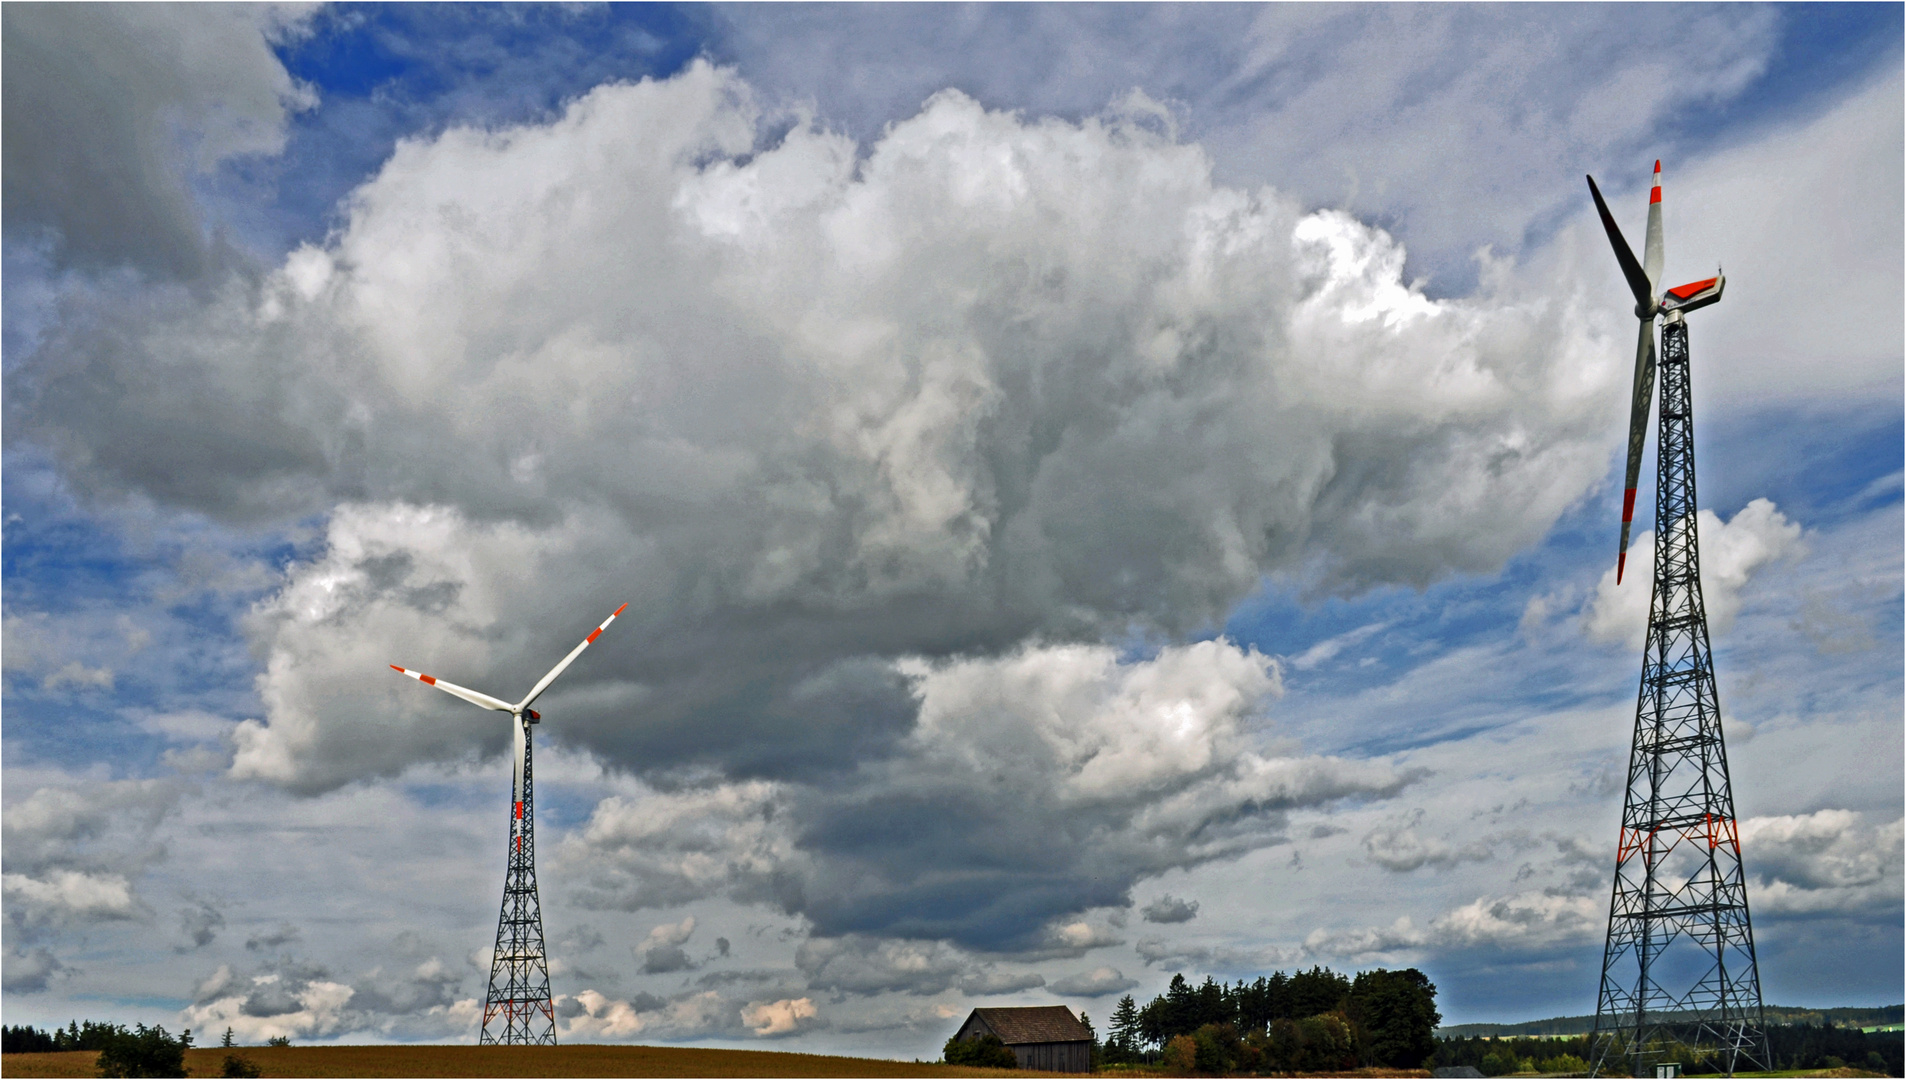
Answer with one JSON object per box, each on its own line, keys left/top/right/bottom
{"left": 95, "top": 1024, "right": 191, "bottom": 1079}
{"left": 1077, "top": 1011, "right": 1100, "bottom": 1070}
{"left": 1348, "top": 967, "right": 1440, "bottom": 1068}
{"left": 1288, "top": 966, "right": 1351, "bottom": 1019}
{"left": 944, "top": 1034, "right": 1017, "bottom": 1069}
{"left": 1106, "top": 994, "right": 1141, "bottom": 1063}
{"left": 221, "top": 1027, "right": 235, "bottom": 1048}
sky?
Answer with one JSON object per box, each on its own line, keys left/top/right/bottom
{"left": 2, "top": 1, "right": 1900, "bottom": 1055}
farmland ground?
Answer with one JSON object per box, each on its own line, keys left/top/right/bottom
{"left": 0, "top": 1050, "right": 1879, "bottom": 1080}
{"left": 0, "top": 1045, "right": 1029, "bottom": 1078}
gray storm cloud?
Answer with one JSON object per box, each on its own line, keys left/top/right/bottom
{"left": 8, "top": 61, "right": 1628, "bottom": 954}
{"left": 1, "top": 4, "right": 315, "bottom": 278}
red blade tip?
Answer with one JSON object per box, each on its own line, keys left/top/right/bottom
{"left": 1653, "top": 160, "right": 1661, "bottom": 173}
{"left": 613, "top": 603, "right": 628, "bottom": 617}
{"left": 1617, "top": 552, "right": 1627, "bottom": 585}
{"left": 390, "top": 664, "right": 404, "bottom": 672}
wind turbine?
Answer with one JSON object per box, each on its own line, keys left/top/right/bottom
{"left": 1586, "top": 160, "right": 1724, "bottom": 584}
{"left": 390, "top": 602, "right": 627, "bottom": 1045}
{"left": 1582, "top": 163, "right": 1767, "bottom": 1078}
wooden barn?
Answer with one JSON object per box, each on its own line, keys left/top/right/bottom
{"left": 951, "top": 1005, "right": 1094, "bottom": 1073}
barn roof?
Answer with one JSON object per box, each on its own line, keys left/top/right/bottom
{"left": 969, "top": 1006, "right": 1092, "bottom": 1045}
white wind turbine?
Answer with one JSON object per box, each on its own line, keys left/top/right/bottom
{"left": 389, "top": 602, "right": 626, "bottom": 1045}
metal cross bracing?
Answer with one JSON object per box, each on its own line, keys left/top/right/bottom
{"left": 1588, "top": 316, "right": 1769, "bottom": 1078}
{"left": 481, "top": 715, "right": 556, "bottom": 1045}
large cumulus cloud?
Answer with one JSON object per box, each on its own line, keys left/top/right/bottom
{"left": 5, "top": 60, "right": 1630, "bottom": 790}
{"left": 8, "top": 61, "right": 1633, "bottom": 962}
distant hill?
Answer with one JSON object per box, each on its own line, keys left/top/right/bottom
{"left": 1437, "top": 1004, "right": 1905, "bottom": 1038}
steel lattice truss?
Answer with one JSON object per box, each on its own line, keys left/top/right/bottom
{"left": 1589, "top": 319, "right": 1768, "bottom": 1077}
{"left": 481, "top": 717, "right": 556, "bottom": 1045}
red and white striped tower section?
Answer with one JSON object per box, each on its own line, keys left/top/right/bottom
{"left": 390, "top": 603, "right": 627, "bottom": 1045}
{"left": 1583, "top": 165, "right": 1766, "bottom": 1078}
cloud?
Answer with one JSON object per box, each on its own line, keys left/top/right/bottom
{"left": 183, "top": 962, "right": 359, "bottom": 1044}
{"left": 1140, "top": 896, "right": 1200, "bottom": 924}
{"left": 1582, "top": 498, "right": 1803, "bottom": 649}
{"left": 183, "top": 952, "right": 472, "bottom": 1043}
{"left": 741, "top": 996, "right": 820, "bottom": 1037}
{"left": 178, "top": 898, "right": 226, "bottom": 950}
{"left": 713, "top": 6, "right": 1787, "bottom": 286}
{"left": 561, "top": 638, "right": 1410, "bottom": 952}
{"left": 7, "top": 60, "right": 1635, "bottom": 806}
{"left": 1, "top": 4, "right": 317, "bottom": 277}
{"left": 560, "top": 985, "right": 780, "bottom": 1042}
{"left": 1305, "top": 888, "right": 1602, "bottom": 962}
{"left": 640, "top": 917, "right": 699, "bottom": 974}
{"left": 1740, "top": 810, "right": 1904, "bottom": 917}
{"left": 794, "top": 935, "right": 1042, "bottom": 998}
{"left": 0, "top": 779, "right": 180, "bottom": 934}
{"left": 2, "top": 944, "right": 66, "bottom": 994}
{"left": 1049, "top": 965, "right": 1139, "bottom": 997}
{"left": 1361, "top": 808, "right": 1494, "bottom": 872}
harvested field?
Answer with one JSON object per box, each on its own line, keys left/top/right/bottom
{"left": 0, "top": 1045, "right": 1031, "bottom": 1078}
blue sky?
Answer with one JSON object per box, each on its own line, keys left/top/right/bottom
{"left": 3, "top": 2, "right": 1900, "bottom": 1052}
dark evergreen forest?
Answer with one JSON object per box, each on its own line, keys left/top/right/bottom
{"left": 1100, "top": 965, "right": 1440, "bottom": 1072}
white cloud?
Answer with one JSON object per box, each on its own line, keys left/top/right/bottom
{"left": 1, "top": 871, "right": 139, "bottom": 926}
{"left": 184, "top": 976, "right": 357, "bottom": 1044}
{"left": 794, "top": 936, "right": 1041, "bottom": 998}
{"left": 1741, "top": 810, "right": 1904, "bottom": 917}
{"left": 1582, "top": 498, "right": 1803, "bottom": 649}
{"left": 1361, "top": 809, "right": 1494, "bottom": 872}
{"left": 1306, "top": 888, "right": 1602, "bottom": 962}
{"left": 741, "top": 996, "right": 819, "bottom": 1037}
{"left": 11, "top": 59, "right": 1635, "bottom": 801}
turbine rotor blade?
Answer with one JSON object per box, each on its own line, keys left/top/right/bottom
{"left": 1616, "top": 318, "right": 1657, "bottom": 584}
{"left": 1587, "top": 174, "right": 1655, "bottom": 314}
{"left": 515, "top": 603, "right": 629, "bottom": 712}
{"left": 1643, "top": 160, "right": 1663, "bottom": 292}
{"left": 390, "top": 665, "right": 514, "bottom": 712}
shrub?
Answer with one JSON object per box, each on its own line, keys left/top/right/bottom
{"left": 265, "top": 1035, "right": 290, "bottom": 1048}
{"left": 1539, "top": 1052, "right": 1589, "bottom": 1074}
{"left": 1160, "top": 1034, "right": 1198, "bottom": 1073}
{"left": 943, "top": 1033, "right": 1017, "bottom": 1069}
{"left": 220, "top": 1054, "right": 262, "bottom": 1078}
{"left": 1479, "top": 1049, "right": 1518, "bottom": 1076}
{"left": 95, "top": 1024, "right": 191, "bottom": 1079}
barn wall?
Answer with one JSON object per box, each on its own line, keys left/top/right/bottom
{"left": 1009, "top": 1040, "right": 1091, "bottom": 1073}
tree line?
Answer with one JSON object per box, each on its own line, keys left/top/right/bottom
{"left": 1099, "top": 965, "right": 1441, "bottom": 1072}
{"left": 1431, "top": 1024, "right": 1904, "bottom": 1076}
{"left": 3, "top": 1021, "right": 278, "bottom": 1078}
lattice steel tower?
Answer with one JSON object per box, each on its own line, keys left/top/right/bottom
{"left": 1584, "top": 166, "right": 1767, "bottom": 1078}
{"left": 482, "top": 715, "right": 556, "bottom": 1044}
{"left": 391, "top": 603, "right": 627, "bottom": 1046}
